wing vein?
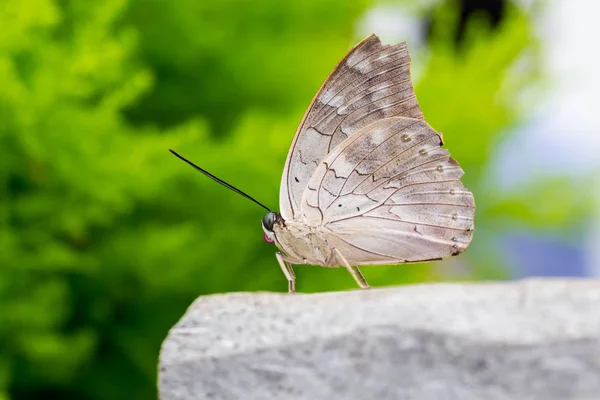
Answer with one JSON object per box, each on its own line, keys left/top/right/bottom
{"left": 329, "top": 215, "right": 470, "bottom": 232}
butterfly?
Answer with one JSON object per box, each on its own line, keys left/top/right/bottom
{"left": 171, "top": 34, "right": 475, "bottom": 293}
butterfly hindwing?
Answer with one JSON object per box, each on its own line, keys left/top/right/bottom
{"left": 301, "top": 117, "right": 475, "bottom": 265}
{"left": 279, "top": 35, "right": 423, "bottom": 220}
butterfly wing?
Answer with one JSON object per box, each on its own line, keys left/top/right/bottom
{"left": 279, "top": 34, "right": 423, "bottom": 220}
{"left": 301, "top": 117, "right": 475, "bottom": 265}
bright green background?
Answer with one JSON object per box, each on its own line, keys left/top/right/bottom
{"left": 0, "top": 0, "right": 593, "bottom": 399}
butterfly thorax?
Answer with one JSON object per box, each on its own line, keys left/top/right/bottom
{"left": 273, "top": 215, "right": 334, "bottom": 267}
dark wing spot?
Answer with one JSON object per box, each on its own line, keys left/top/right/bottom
{"left": 448, "top": 158, "right": 460, "bottom": 167}
{"left": 338, "top": 204, "right": 342, "bottom": 207}
{"left": 356, "top": 207, "right": 360, "bottom": 211}
{"left": 294, "top": 177, "right": 299, "bottom": 183}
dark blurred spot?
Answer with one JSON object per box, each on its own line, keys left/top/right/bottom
{"left": 425, "top": 0, "right": 507, "bottom": 47}
{"left": 472, "top": 359, "right": 488, "bottom": 372}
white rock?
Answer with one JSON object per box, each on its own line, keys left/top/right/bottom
{"left": 158, "top": 278, "right": 600, "bottom": 400}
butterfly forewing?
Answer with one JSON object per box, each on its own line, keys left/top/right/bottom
{"left": 301, "top": 117, "right": 475, "bottom": 265}
{"left": 280, "top": 35, "right": 423, "bottom": 220}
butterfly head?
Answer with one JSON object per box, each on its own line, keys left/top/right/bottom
{"left": 262, "top": 211, "right": 277, "bottom": 244}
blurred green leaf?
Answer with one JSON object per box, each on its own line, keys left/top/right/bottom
{"left": 0, "top": 0, "right": 591, "bottom": 399}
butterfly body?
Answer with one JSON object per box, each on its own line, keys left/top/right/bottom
{"left": 270, "top": 216, "right": 335, "bottom": 267}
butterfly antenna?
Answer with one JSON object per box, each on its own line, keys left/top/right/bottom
{"left": 169, "top": 149, "right": 272, "bottom": 213}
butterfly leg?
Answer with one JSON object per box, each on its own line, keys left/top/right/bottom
{"left": 334, "top": 249, "right": 370, "bottom": 290}
{"left": 275, "top": 252, "right": 296, "bottom": 294}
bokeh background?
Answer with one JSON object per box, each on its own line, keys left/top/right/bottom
{"left": 1, "top": 0, "right": 598, "bottom": 398}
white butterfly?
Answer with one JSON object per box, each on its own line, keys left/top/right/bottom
{"left": 172, "top": 34, "right": 475, "bottom": 293}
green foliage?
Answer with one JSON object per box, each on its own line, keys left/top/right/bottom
{"left": 0, "top": 0, "right": 592, "bottom": 399}
{"left": 123, "top": 0, "right": 371, "bottom": 133}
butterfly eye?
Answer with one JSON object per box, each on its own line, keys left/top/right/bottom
{"left": 262, "top": 212, "right": 275, "bottom": 232}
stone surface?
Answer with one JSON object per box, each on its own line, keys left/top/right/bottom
{"left": 158, "top": 279, "right": 600, "bottom": 400}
